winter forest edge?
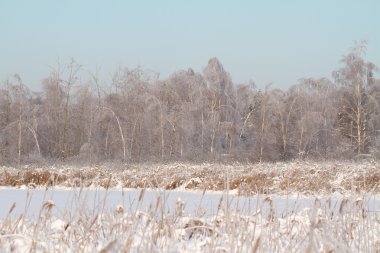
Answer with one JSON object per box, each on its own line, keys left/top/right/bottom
{"left": 1, "top": 41, "right": 379, "bottom": 165}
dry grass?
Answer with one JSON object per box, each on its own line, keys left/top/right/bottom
{"left": 1, "top": 161, "right": 380, "bottom": 194}
{"left": 1, "top": 161, "right": 380, "bottom": 252}
{"left": 0, "top": 189, "right": 379, "bottom": 252}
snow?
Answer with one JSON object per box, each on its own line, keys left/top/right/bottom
{"left": 1, "top": 165, "right": 380, "bottom": 252}
{"left": 1, "top": 187, "right": 379, "bottom": 220}
{"left": 0, "top": 188, "right": 379, "bottom": 251}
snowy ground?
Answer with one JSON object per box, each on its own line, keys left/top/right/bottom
{"left": 0, "top": 187, "right": 380, "bottom": 219}
{"left": 1, "top": 161, "right": 380, "bottom": 252}
{"left": 1, "top": 186, "right": 380, "bottom": 252}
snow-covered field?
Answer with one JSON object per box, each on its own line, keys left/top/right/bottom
{"left": 2, "top": 161, "right": 380, "bottom": 194}
{"left": 1, "top": 162, "right": 380, "bottom": 252}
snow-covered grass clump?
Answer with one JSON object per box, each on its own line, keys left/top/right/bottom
{"left": 1, "top": 161, "right": 380, "bottom": 194}
{"left": 1, "top": 161, "right": 380, "bottom": 252}
{"left": 1, "top": 188, "right": 380, "bottom": 252}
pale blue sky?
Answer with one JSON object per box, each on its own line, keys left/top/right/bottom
{"left": 1, "top": 0, "right": 379, "bottom": 90}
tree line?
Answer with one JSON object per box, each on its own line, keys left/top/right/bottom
{"left": 0, "top": 42, "right": 379, "bottom": 165}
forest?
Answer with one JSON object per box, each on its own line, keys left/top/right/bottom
{"left": 0, "top": 42, "right": 379, "bottom": 165}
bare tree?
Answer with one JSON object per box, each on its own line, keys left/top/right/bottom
{"left": 334, "top": 41, "right": 379, "bottom": 154}
{"left": 0, "top": 43, "right": 378, "bottom": 165}
{"left": 203, "top": 57, "right": 236, "bottom": 156}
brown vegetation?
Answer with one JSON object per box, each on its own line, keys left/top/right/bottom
{"left": 1, "top": 161, "right": 380, "bottom": 194}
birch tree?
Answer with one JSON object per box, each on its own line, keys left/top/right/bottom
{"left": 334, "top": 41, "right": 378, "bottom": 154}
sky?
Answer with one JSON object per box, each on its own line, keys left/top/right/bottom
{"left": 1, "top": 0, "right": 379, "bottom": 90}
